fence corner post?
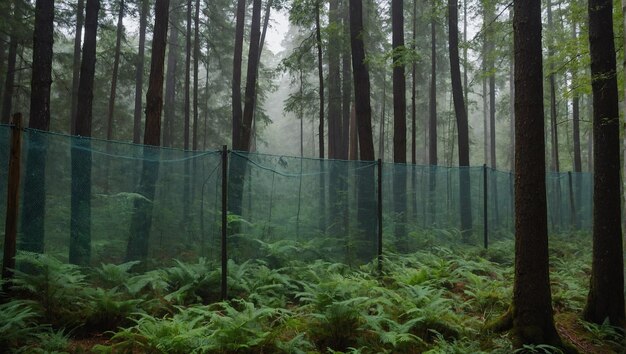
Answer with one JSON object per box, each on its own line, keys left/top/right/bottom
{"left": 377, "top": 159, "right": 383, "bottom": 274}
{"left": 3, "top": 113, "right": 23, "bottom": 293}
{"left": 221, "top": 145, "right": 228, "bottom": 300}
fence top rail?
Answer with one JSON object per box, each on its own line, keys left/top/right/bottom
{"left": 0, "top": 124, "right": 595, "bottom": 177}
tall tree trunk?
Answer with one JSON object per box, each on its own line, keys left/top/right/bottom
{"left": 250, "top": 0, "right": 273, "bottom": 151}
{"left": 184, "top": 0, "right": 191, "bottom": 150}
{"left": 328, "top": 0, "right": 341, "bottom": 158}
{"left": 429, "top": 7, "right": 437, "bottom": 165}
{"left": 163, "top": 4, "right": 178, "bottom": 148}
{"left": 241, "top": 0, "right": 262, "bottom": 150}
{"left": 20, "top": 0, "right": 54, "bottom": 255}
{"left": 509, "top": 8, "right": 514, "bottom": 171}
{"left": 547, "top": 0, "right": 559, "bottom": 172}
{"left": 133, "top": 0, "right": 149, "bottom": 144}
{"left": 448, "top": 0, "right": 472, "bottom": 240}
{"left": 392, "top": 0, "right": 406, "bottom": 247}
{"left": 341, "top": 0, "right": 352, "bottom": 160}
{"left": 70, "top": 0, "right": 98, "bottom": 265}
{"left": 232, "top": 0, "right": 246, "bottom": 149}
{"left": 379, "top": 74, "right": 386, "bottom": 160}
{"left": 490, "top": 1, "right": 566, "bottom": 349}
{"left": 70, "top": 0, "right": 84, "bottom": 135}
{"left": 350, "top": 0, "right": 375, "bottom": 261}
{"left": 106, "top": 0, "right": 125, "bottom": 141}
{"left": 411, "top": 0, "right": 416, "bottom": 165}
{"left": 583, "top": 0, "right": 625, "bottom": 327}
{"left": 193, "top": 0, "right": 200, "bottom": 150}
{"left": 126, "top": 0, "right": 169, "bottom": 262}
{"left": 1, "top": 0, "right": 19, "bottom": 124}
{"left": 315, "top": 1, "right": 326, "bottom": 231}
{"left": 572, "top": 24, "right": 581, "bottom": 173}
{"left": 315, "top": 2, "right": 325, "bottom": 159}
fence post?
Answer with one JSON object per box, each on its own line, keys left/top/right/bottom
{"left": 2, "top": 113, "right": 23, "bottom": 291}
{"left": 483, "top": 164, "right": 488, "bottom": 249}
{"left": 568, "top": 171, "right": 576, "bottom": 229}
{"left": 377, "top": 159, "right": 383, "bottom": 274}
{"left": 221, "top": 145, "right": 228, "bottom": 300}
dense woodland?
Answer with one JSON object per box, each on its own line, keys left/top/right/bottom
{"left": 1, "top": 0, "right": 626, "bottom": 352}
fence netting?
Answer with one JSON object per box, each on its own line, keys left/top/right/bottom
{"left": 0, "top": 124, "right": 593, "bottom": 272}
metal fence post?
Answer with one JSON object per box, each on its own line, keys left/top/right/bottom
{"left": 377, "top": 159, "right": 383, "bottom": 274}
{"left": 221, "top": 145, "right": 228, "bottom": 300}
{"left": 483, "top": 164, "right": 488, "bottom": 249}
{"left": 3, "top": 113, "right": 23, "bottom": 291}
{"left": 568, "top": 171, "right": 576, "bottom": 229}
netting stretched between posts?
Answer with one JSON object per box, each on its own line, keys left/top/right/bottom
{"left": 0, "top": 124, "right": 593, "bottom": 271}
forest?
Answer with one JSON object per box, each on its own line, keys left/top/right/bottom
{"left": 0, "top": 0, "right": 625, "bottom": 352}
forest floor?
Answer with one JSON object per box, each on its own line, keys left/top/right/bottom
{"left": 1, "top": 231, "right": 624, "bottom": 353}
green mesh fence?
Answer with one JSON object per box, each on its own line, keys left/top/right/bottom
{"left": 0, "top": 124, "right": 593, "bottom": 273}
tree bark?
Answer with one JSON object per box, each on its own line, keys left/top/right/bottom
{"left": 126, "top": 0, "right": 169, "bottom": 263}
{"left": 240, "top": 0, "right": 262, "bottom": 151}
{"left": 19, "top": 0, "right": 54, "bottom": 256}
{"left": 192, "top": 0, "right": 200, "bottom": 150}
{"left": 70, "top": 0, "right": 98, "bottom": 265}
{"left": 429, "top": 7, "right": 437, "bottom": 165}
{"left": 448, "top": 0, "right": 472, "bottom": 240}
{"left": 106, "top": 0, "right": 125, "bottom": 141}
{"left": 133, "top": 0, "right": 149, "bottom": 144}
{"left": 411, "top": 0, "right": 416, "bottom": 165}
{"left": 163, "top": 3, "right": 178, "bottom": 148}
{"left": 583, "top": 0, "right": 625, "bottom": 327}
{"left": 502, "top": 0, "right": 566, "bottom": 348}
{"left": 184, "top": 0, "right": 191, "bottom": 150}
{"left": 328, "top": 0, "right": 341, "bottom": 159}
{"left": 1, "top": 0, "right": 20, "bottom": 124}
{"left": 392, "top": 0, "right": 406, "bottom": 248}
{"left": 232, "top": 0, "right": 246, "bottom": 150}
{"left": 70, "top": 0, "right": 84, "bottom": 135}
{"left": 341, "top": 0, "right": 352, "bottom": 160}
{"left": 350, "top": 0, "right": 375, "bottom": 261}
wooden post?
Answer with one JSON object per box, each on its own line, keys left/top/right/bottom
{"left": 377, "top": 159, "right": 383, "bottom": 273}
{"left": 221, "top": 145, "right": 228, "bottom": 300}
{"left": 2, "top": 113, "right": 23, "bottom": 290}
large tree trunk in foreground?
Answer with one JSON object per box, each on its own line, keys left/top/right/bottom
{"left": 70, "top": 0, "right": 98, "bottom": 265}
{"left": 447, "top": 0, "right": 472, "bottom": 241}
{"left": 489, "top": 1, "right": 568, "bottom": 350}
{"left": 583, "top": 0, "right": 625, "bottom": 327}
{"left": 163, "top": 4, "right": 179, "bottom": 148}
{"left": 126, "top": 0, "right": 169, "bottom": 263}
{"left": 20, "top": 0, "right": 55, "bottom": 255}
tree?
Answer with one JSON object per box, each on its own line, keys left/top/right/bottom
{"left": 232, "top": 0, "right": 246, "bottom": 149}
{"left": 583, "top": 0, "right": 625, "bottom": 327}
{"left": 106, "top": 0, "right": 125, "bottom": 141}
{"left": 428, "top": 1, "right": 436, "bottom": 166}
{"left": 19, "top": 0, "right": 54, "bottom": 255}
{"left": 1, "top": 0, "right": 20, "bottom": 124}
{"left": 392, "top": 0, "right": 406, "bottom": 247}
{"left": 489, "top": 1, "right": 568, "bottom": 349}
{"left": 193, "top": 0, "right": 200, "bottom": 150}
{"left": 184, "top": 0, "right": 191, "bottom": 150}
{"left": 126, "top": 0, "right": 170, "bottom": 262}
{"left": 70, "top": 0, "right": 84, "bottom": 135}
{"left": 163, "top": 1, "right": 179, "bottom": 148}
{"left": 447, "top": 0, "right": 471, "bottom": 241}
{"left": 349, "top": 0, "right": 376, "bottom": 260}
{"left": 69, "top": 0, "right": 99, "bottom": 265}
{"left": 133, "top": 0, "right": 149, "bottom": 144}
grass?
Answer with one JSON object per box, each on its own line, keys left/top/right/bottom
{"left": 0, "top": 231, "right": 623, "bottom": 353}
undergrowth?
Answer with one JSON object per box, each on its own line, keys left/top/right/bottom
{"left": 1, "top": 232, "right": 622, "bottom": 353}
